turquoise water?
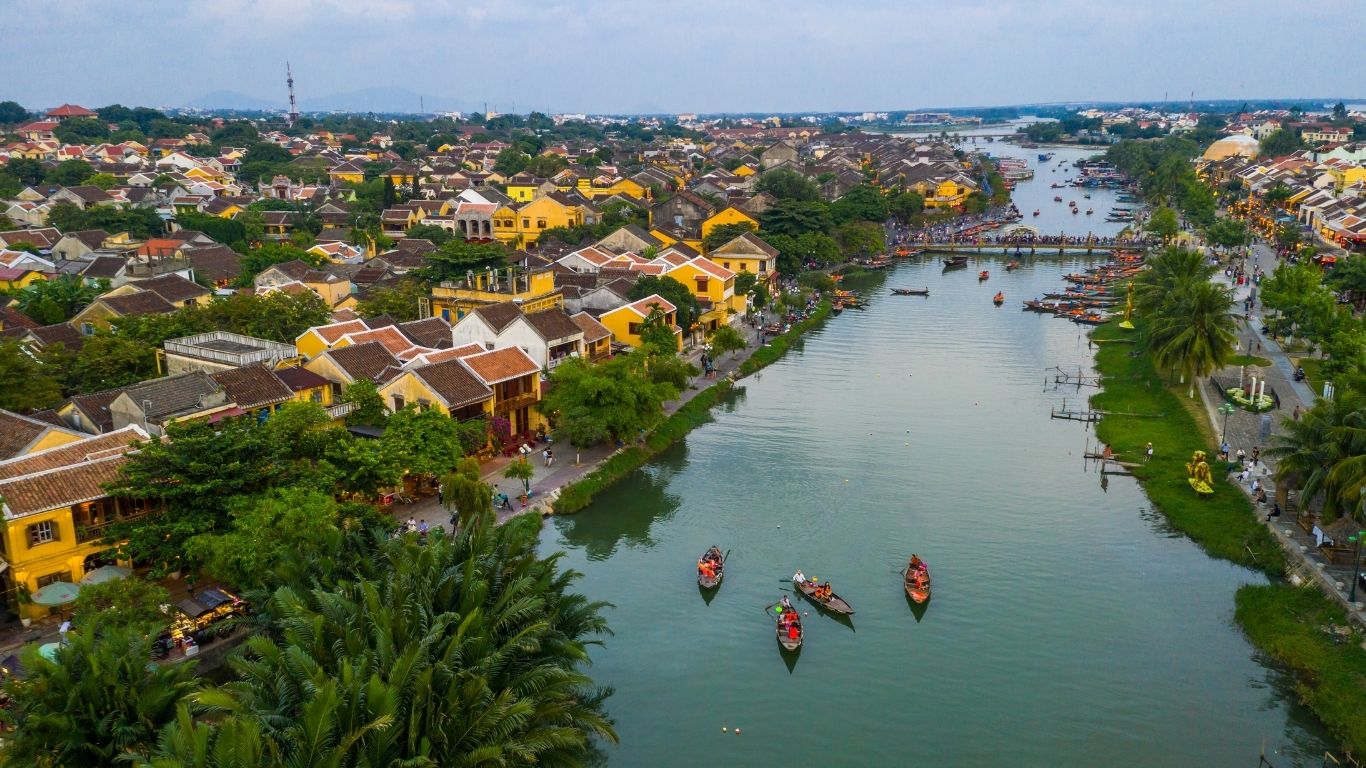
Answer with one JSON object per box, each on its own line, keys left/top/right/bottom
{"left": 543, "top": 258, "right": 1328, "bottom": 767}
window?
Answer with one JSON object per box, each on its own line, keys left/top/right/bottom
{"left": 392, "top": 394, "right": 405, "bottom": 411}
{"left": 310, "top": 390, "right": 322, "bottom": 403}
{"left": 26, "top": 520, "right": 58, "bottom": 547}
{"left": 722, "top": 262, "right": 731, "bottom": 269}
{"left": 695, "top": 277, "right": 709, "bottom": 292}
{"left": 537, "top": 219, "right": 547, "bottom": 229}
{"left": 522, "top": 218, "right": 530, "bottom": 228}
{"left": 759, "top": 260, "right": 767, "bottom": 272}
{"left": 628, "top": 322, "right": 641, "bottom": 335}
{"left": 417, "top": 398, "right": 431, "bottom": 412}
{"left": 81, "top": 322, "right": 94, "bottom": 336}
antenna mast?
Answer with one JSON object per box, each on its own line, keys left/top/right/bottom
{"left": 286, "top": 62, "right": 299, "bottom": 127}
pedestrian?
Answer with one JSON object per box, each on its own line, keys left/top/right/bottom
{"left": 1251, "top": 446, "right": 1260, "bottom": 465}
{"left": 1144, "top": 442, "right": 1153, "bottom": 462}
{"left": 1235, "top": 447, "right": 1245, "bottom": 464}
{"left": 542, "top": 447, "right": 551, "bottom": 467}
{"left": 437, "top": 482, "right": 444, "bottom": 507}
{"left": 1239, "top": 468, "right": 1251, "bottom": 485}
{"left": 418, "top": 519, "right": 429, "bottom": 538}
{"left": 406, "top": 517, "right": 417, "bottom": 534}
{"left": 1219, "top": 440, "right": 1229, "bottom": 460}
{"left": 59, "top": 619, "right": 71, "bottom": 645}
{"left": 1292, "top": 405, "right": 1301, "bottom": 421}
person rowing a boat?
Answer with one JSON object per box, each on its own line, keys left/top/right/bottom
{"left": 792, "top": 569, "right": 806, "bottom": 585}
{"left": 780, "top": 595, "right": 793, "bottom": 610}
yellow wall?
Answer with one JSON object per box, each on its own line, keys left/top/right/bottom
{"left": 600, "top": 306, "right": 683, "bottom": 351}
{"left": 295, "top": 330, "right": 331, "bottom": 360}
{"left": 25, "top": 429, "right": 85, "bottom": 455}
{"left": 666, "top": 261, "right": 741, "bottom": 321}
{"left": 492, "top": 197, "right": 584, "bottom": 248}
{"left": 507, "top": 184, "right": 538, "bottom": 203}
{"left": 701, "top": 207, "right": 759, "bottom": 239}
{"left": 331, "top": 170, "right": 365, "bottom": 185}
{"left": 5, "top": 507, "right": 112, "bottom": 614}
{"left": 714, "top": 253, "right": 769, "bottom": 276}
{"left": 0, "top": 271, "right": 45, "bottom": 290}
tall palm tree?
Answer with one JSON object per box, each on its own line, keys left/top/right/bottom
{"left": 1130, "top": 247, "right": 1215, "bottom": 317}
{"left": 1148, "top": 280, "right": 1238, "bottom": 397}
{"left": 137, "top": 510, "right": 615, "bottom": 767}
{"left": 1269, "top": 393, "right": 1366, "bottom": 518}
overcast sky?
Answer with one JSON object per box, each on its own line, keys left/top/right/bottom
{"left": 2, "top": 0, "right": 1355, "bottom": 115}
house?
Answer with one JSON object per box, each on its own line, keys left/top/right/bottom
{"left": 274, "top": 366, "right": 337, "bottom": 408}
{"left": 183, "top": 245, "right": 243, "bottom": 287}
{"left": 598, "top": 294, "right": 683, "bottom": 351}
{"left": 425, "top": 267, "right": 562, "bottom": 323}
{"left": 700, "top": 205, "right": 759, "bottom": 240}
{"left": 449, "top": 302, "right": 587, "bottom": 371}
{"left": 596, "top": 224, "right": 663, "bottom": 254}
{"left": 708, "top": 231, "right": 779, "bottom": 281}
{"left": 0, "top": 426, "right": 157, "bottom": 612}
{"left": 210, "top": 364, "right": 296, "bottom": 421}
{"left": 0, "top": 268, "right": 45, "bottom": 291}
{"left": 570, "top": 312, "right": 612, "bottom": 361}
{"left": 761, "top": 140, "right": 800, "bottom": 169}
{"left": 45, "top": 104, "right": 98, "bottom": 120}
{"left": 0, "top": 409, "right": 86, "bottom": 461}
{"left": 130, "top": 273, "right": 211, "bottom": 307}
{"left": 106, "top": 372, "right": 233, "bottom": 435}
{"left": 254, "top": 260, "right": 352, "bottom": 306}
{"left": 304, "top": 340, "right": 403, "bottom": 398}
{"left": 505, "top": 174, "right": 556, "bottom": 203}
{"left": 661, "top": 256, "right": 743, "bottom": 332}
{"left": 377, "top": 357, "right": 493, "bottom": 420}
{"left": 50, "top": 229, "right": 114, "bottom": 261}
{"left": 162, "top": 331, "right": 298, "bottom": 375}
{"left": 9, "top": 322, "right": 86, "bottom": 354}
{"left": 458, "top": 347, "right": 545, "bottom": 435}
{"left": 652, "top": 191, "right": 716, "bottom": 231}
{"left": 294, "top": 318, "right": 371, "bottom": 359}
{"left": 491, "top": 193, "right": 587, "bottom": 248}
{"left": 70, "top": 290, "right": 178, "bottom": 335}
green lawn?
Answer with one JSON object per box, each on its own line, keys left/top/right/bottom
{"left": 1089, "top": 322, "right": 1284, "bottom": 573}
{"left": 1227, "top": 353, "right": 1273, "bottom": 368}
{"left": 1293, "top": 357, "right": 1324, "bottom": 398}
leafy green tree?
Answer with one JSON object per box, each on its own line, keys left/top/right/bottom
{"left": 0, "top": 100, "right": 29, "bottom": 124}
{"left": 504, "top": 455, "right": 534, "bottom": 497}
{"left": 834, "top": 221, "right": 885, "bottom": 257}
{"left": 382, "top": 407, "right": 469, "bottom": 478}
{"left": 1270, "top": 392, "right": 1366, "bottom": 519}
{"left": 542, "top": 355, "right": 676, "bottom": 447}
{"left": 0, "top": 172, "right": 21, "bottom": 199}
{"left": 5, "top": 158, "right": 45, "bottom": 186}
{"left": 46, "top": 159, "right": 95, "bottom": 186}
{"left": 1130, "top": 247, "right": 1216, "bottom": 318}
{"left": 442, "top": 457, "right": 490, "bottom": 526}
{"left": 0, "top": 627, "right": 198, "bottom": 768}
{"left": 1146, "top": 206, "right": 1180, "bottom": 244}
{"left": 761, "top": 199, "right": 834, "bottom": 236}
{"left": 0, "top": 339, "right": 63, "bottom": 411}
{"left": 72, "top": 332, "right": 158, "bottom": 391}
{"left": 209, "top": 121, "right": 258, "bottom": 146}
{"left": 701, "top": 221, "right": 757, "bottom": 253}
{"left": 1204, "top": 218, "right": 1249, "bottom": 250}
{"left": 756, "top": 168, "right": 821, "bottom": 202}
{"left": 71, "top": 577, "right": 171, "bottom": 633}
{"left": 186, "top": 488, "right": 349, "bottom": 591}
{"left": 52, "top": 117, "right": 110, "bottom": 145}
{"left": 415, "top": 239, "right": 510, "bottom": 283}
{"left": 402, "top": 222, "right": 453, "bottom": 245}
{"left": 12, "top": 274, "right": 105, "bottom": 324}
{"left": 708, "top": 324, "right": 746, "bottom": 358}
{"left": 1261, "top": 260, "right": 1332, "bottom": 340}
{"left": 831, "top": 184, "right": 889, "bottom": 223}
{"left": 494, "top": 147, "right": 529, "bottom": 176}
{"left": 232, "top": 242, "right": 318, "bottom": 286}
{"left": 1274, "top": 223, "right": 1302, "bottom": 252}
{"left": 342, "top": 378, "right": 388, "bottom": 427}
{"left": 356, "top": 278, "right": 426, "bottom": 322}
{"left": 199, "top": 290, "right": 330, "bottom": 342}
{"left": 1259, "top": 129, "right": 1304, "bottom": 157}
{"left": 83, "top": 173, "right": 117, "bottom": 190}
{"left": 1264, "top": 183, "right": 1294, "bottom": 207}
{"left": 628, "top": 274, "right": 702, "bottom": 332}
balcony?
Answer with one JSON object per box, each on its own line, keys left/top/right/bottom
{"left": 326, "top": 402, "right": 357, "bottom": 420}
{"left": 493, "top": 391, "right": 539, "bottom": 414}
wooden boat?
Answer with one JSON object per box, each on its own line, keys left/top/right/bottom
{"left": 891, "top": 287, "right": 930, "bottom": 296}
{"left": 697, "top": 546, "right": 725, "bottom": 589}
{"left": 831, "top": 301, "right": 844, "bottom": 315}
{"left": 794, "top": 578, "right": 855, "bottom": 615}
{"left": 943, "top": 256, "right": 968, "bottom": 268}
{"left": 1032, "top": 210, "right": 1040, "bottom": 216}
{"left": 1073, "top": 313, "right": 1109, "bottom": 326}
{"left": 1005, "top": 261, "right": 1019, "bottom": 271}
{"left": 992, "top": 292, "right": 1004, "bottom": 306}
{"left": 904, "top": 559, "right": 931, "bottom": 604}
{"left": 978, "top": 270, "right": 989, "bottom": 281}
{"left": 774, "top": 603, "right": 803, "bottom": 651}
{"left": 1053, "top": 195, "right": 1063, "bottom": 202}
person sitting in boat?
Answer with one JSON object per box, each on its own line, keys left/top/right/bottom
{"left": 909, "top": 554, "right": 925, "bottom": 572}
{"left": 780, "top": 595, "right": 793, "bottom": 610}
{"left": 817, "top": 583, "right": 832, "bottom": 600}
{"left": 792, "top": 569, "right": 806, "bottom": 585}
{"left": 698, "top": 560, "right": 713, "bottom": 578}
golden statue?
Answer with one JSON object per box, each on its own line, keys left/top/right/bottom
{"left": 1186, "top": 450, "right": 1214, "bottom": 495}
{"left": 1118, "top": 281, "right": 1135, "bottom": 330}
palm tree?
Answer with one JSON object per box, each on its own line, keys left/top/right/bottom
{"left": 1130, "top": 247, "right": 1215, "bottom": 317}
{"left": 138, "top": 510, "right": 615, "bottom": 767}
{"left": 1269, "top": 393, "right": 1366, "bottom": 519}
{"left": 0, "top": 628, "right": 200, "bottom": 768}
{"left": 1148, "top": 280, "right": 1238, "bottom": 397}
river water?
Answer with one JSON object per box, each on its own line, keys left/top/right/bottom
{"left": 540, "top": 137, "right": 1329, "bottom": 767}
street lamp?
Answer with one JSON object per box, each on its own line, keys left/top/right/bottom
{"left": 1218, "top": 403, "right": 1236, "bottom": 444}
{"left": 1350, "top": 530, "right": 1366, "bottom": 604}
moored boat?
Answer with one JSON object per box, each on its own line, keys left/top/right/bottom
{"left": 904, "top": 556, "right": 931, "bottom": 604}
{"left": 1032, "top": 209, "right": 1040, "bottom": 217}
{"left": 697, "top": 546, "right": 725, "bottom": 589}
{"left": 891, "top": 287, "right": 930, "bottom": 296}
{"left": 794, "top": 577, "right": 855, "bottom": 615}
{"left": 1073, "top": 313, "right": 1109, "bottom": 326}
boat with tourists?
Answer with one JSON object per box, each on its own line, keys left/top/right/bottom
{"left": 772, "top": 600, "right": 803, "bottom": 651}
{"left": 904, "top": 555, "right": 931, "bottom": 604}
{"left": 794, "top": 575, "right": 856, "bottom": 615}
{"left": 697, "top": 546, "right": 725, "bottom": 589}
{"left": 978, "top": 270, "right": 990, "bottom": 281}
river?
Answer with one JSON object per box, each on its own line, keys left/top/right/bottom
{"left": 540, "top": 145, "right": 1329, "bottom": 767}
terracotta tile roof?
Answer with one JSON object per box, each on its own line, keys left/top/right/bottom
{"left": 273, "top": 365, "right": 331, "bottom": 392}
{"left": 136, "top": 274, "right": 210, "bottom": 305}
{"left": 63, "top": 387, "right": 126, "bottom": 434}
{"left": 341, "top": 326, "right": 420, "bottom": 357}
{"left": 0, "top": 409, "right": 82, "bottom": 460}
{"left": 622, "top": 293, "right": 676, "bottom": 317}
{"left": 472, "top": 302, "right": 524, "bottom": 333}
{"left": 460, "top": 346, "right": 541, "bottom": 385}
{"left": 0, "top": 426, "right": 153, "bottom": 517}
{"left": 185, "top": 245, "right": 242, "bottom": 283}
{"left": 122, "top": 372, "right": 225, "bottom": 421}
{"left": 407, "top": 344, "right": 484, "bottom": 366}
{"left": 25, "top": 323, "right": 84, "bottom": 351}
{"left": 523, "top": 308, "right": 583, "bottom": 342}
{"left": 100, "top": 291, "right": 177, "bottom": 317}
{"left": 307, "top": 319, "right": 370, "bottom": 346}
{"left": 411, "top": 359, "right": 493, "bottom": 408}
{"left": 211, "top": 364, "right": 294, "bottom": 409}
{"left": 686, "top": 256, "right": 736, "bottom": 280}
{"left": 570, "top": 312, "right": 611, "bottom": 342}
{"left": 324, "top": 341, "right": 401, "bottom": 383}
{"left": 397, "top": 317, "right": 452, "bottom": 348}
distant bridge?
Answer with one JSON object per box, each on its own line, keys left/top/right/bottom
{"left": 917, "top": 241, "right": 1139, "bottom": 256}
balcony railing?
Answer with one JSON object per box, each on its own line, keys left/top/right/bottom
{"left": 494, "top": 391, "right": 539, "bottom": 414}
{"left": 326, "top": 402, "right": 357, "bottom": 420}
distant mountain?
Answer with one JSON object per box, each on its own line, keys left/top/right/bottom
{"left": 184, "top": 90, "right": 284, "bottom": 111}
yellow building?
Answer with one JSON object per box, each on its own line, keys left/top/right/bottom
{"left": 329, "top": 162, "right": 367, "bottom": 185}
{"left": 0, "top": 410, "right": 86, "bottom": 460}
{"left": 917, "top": 178, "right": 975, "bottom": 209}
{"left": 663, "top": 257, "right": 743, "bottom": 332}
{"left": 459, "top": 347, "right": 546, "bottom": 435}
{"left": 492, "top": 194, "right": 586, "bottom": 248}
{"left": 733, "top": 164, "right": 758, "bottom": 178}
{"left": 424, "top": 268, "right": 562, "bottom": 322}
{"left": 701, "top": 206, "right": 760, "bottom": 240}
{"left": 599, "top": 294, "right": 683, "bottom": 351}
{"left": 274, "top": 365, "right": 337, "bottom": 407}
{"left": 708, "top": 231, "right": 779, "bottom": 281}
{"left": 378, "top": 357, "right": 494, "bottom": 419}
{"left": 0, "top": 427, "right": 155, "bottom": 617}
{"left": 0, "top": 268, "right": 46, "bottom": 291}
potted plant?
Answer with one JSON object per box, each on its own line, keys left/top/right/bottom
{"left": 15, "top": 584, "right": 32, "bottom": 627}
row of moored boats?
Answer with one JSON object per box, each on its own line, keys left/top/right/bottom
{"left": 1020, "top": 255, "right": 1144, "bottom": 325}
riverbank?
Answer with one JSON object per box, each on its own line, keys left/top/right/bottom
{"left": 552, "top": 300, "right": 833, "bottom": 514}
{"left": 1088, "top": 321, "right": 1284, "bottom": 573}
